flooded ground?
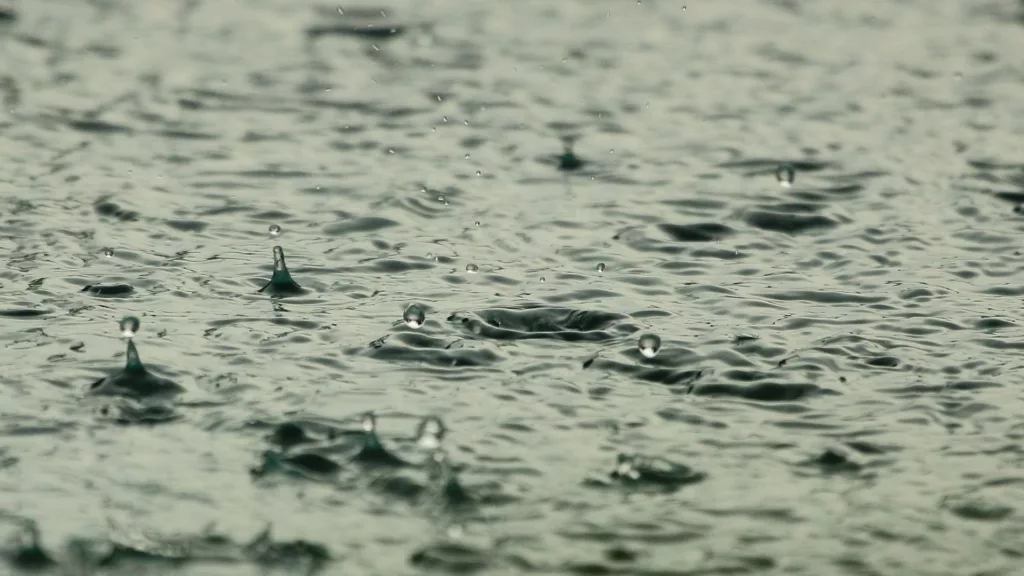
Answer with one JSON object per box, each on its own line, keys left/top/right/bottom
{"left": 3, "top": 0, "right": 1024, "bottom": 574}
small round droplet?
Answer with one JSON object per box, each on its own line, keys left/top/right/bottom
{"left": 416, "top": 416, "right": 446, "bottom": 450}
{"left": 474, "top": 221, "right": 480, "bottom": 227}
{"left": 269, "top": 224, "right": 281, "bottom": 237}
{"left": 465, "top": 263, "right": 479, "bottom": 274}
{"left": 637, "top": 333, "right": 661, "bottom": 359}
{"left": 403, "top": 304, "right": 426, "bottom": 329}
{"left": 597, "top": 263, "right": 606, "bottom": 272}
{"left": 103, "top": 248, "right": 114, "bottom": 257}
{"left": 464, "top": 153, "right": 470, "bottom": 160}
{"left": 540, "top": 277, "right": 546, "bottom": 283}
{"left": 119, "top": 315, "right": 140, "bottom": 338}
{"left": 776, "top": 164, "right": 795, "bottom": 187}
{"left": 475, "top": 170, "right": 482, "bottom": 177}
{"left": 361, "top": 412, "right": 377, "bottom": 433}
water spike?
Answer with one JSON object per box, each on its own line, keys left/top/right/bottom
{"left": 124, "top": 339, "right": 146, "bottom": 373}
{"left": 273, "top": 245, "right": 288, "bottom": 273}
{"left": 259, "top": 246, "right": 305, "bottom": 296}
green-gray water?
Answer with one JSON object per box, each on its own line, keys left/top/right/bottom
{"left": 3, "top": 0, "right": 1024, "bottom": 574}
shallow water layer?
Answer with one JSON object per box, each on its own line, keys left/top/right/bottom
{"left": 2, "top": 0, "right": 1024, "bottom": 574}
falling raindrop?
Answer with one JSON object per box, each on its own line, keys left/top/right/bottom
{"left": 403, "top": 304, "right": 426, "bottom": 329}
{"left": 638, "top": 333, "right": 661, "bottom": 359}
{"left": 269, "top": 224, "right": 281, "bottom": 237}
{"left": 597, "top": 262, "right": 606, "bottom": 272}
{"left": 776, "top": 164, "right": 795, "bottom": 187}
{"left": 465, "top": 263, "right": 479, "bottom": 274}
{"left": 119, "top": 316, "right": 140, "bottom": 338}
{"left": 103, "top": 248, "right": 114, "bottom": 257}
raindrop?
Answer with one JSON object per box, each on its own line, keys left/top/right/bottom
{"left": 638, "top": 333, "right": 661, "bottom": 359}
{"left": 475, "top": 170, "right": 482, "bottom": 177}
{"left": 464, "top": 153, "right": 470, "bottom": 159}
{"left": 463, "top": 120, "right": 469, "bottom": 126}
{"left": 474, "top": 221, "right": 480, "bottom": 227}
{"left": 776, "top": 164, "right": 795, "bottom": 187}
{"left": 361, "top": 412, "right": 377, "bottom": 433}
{"left": 443, "top": 116, "right": 448, "bottom": 122}
{"left": 269, "top": 224, "right": 281, "bottom": 237}
{"left": 403, "top": 304, "right": 426, "bottom": 329}
{"left": 465, "top": 263, "right": 479, "bottom": 274}
{"left": 416, "top": 416, "right": 446, "bottom": 450}
{"left": 103, "top": 248, "right": 114, "bottom": 257}
{"left": 597, "top": 262, "right": 606, "bottom": 272}
{"left": 337, "top": 7, "right": 344, "bottom": 15}
{"left": 119, "top": 315, "right": 140, "bottom": 338}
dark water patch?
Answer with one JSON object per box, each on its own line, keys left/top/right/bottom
{"left": 165, "top": 219, "right": 208, "bottom": 233}
{"left": 657, "top": 222, "right": 734, "bottom": 242}
{"left": 93, "top": 197, "right": 139, "bottom": 222}
{"left": 80, "top": 283, "right": 134, "bottom": 297}
{"left": 323, "top": 216, "right": 400, "bottom": 236}
{"left": 744, "top": 208, "right": 839, "bottom": 234}
{"left": 692, "top": 382, "right": 837, "bottom": 402}
{"left": 0, "top": 308, "right": 49, "bottom": 318}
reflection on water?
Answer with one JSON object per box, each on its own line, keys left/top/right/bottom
{"left": 3, "top": 0, "right": 1024, "bottom": 573}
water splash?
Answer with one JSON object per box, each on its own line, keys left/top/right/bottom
{"left": 87, "top": 316, "right": 184, "bottom": 400}
{"left": 258, "top": 246, "right": 306, "bottom": 297}
{"left": 352, "top": 412, "right": 408, "bottom": 467}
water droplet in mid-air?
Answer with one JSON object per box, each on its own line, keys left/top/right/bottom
{"left": 269, "top": 224, "right": 281, "bottom": 237}
{"left": 776, "top": 164, "right": 795, "bottom": 187}
{"left": 597, "top": 262, "right": 606, "bottom": 272}
{"left": 638, "top": 333, "right": 661, "bottom": 359}
{"left": 361, "top": 412, "right": 377, "bottom": 434}
{"left": 403, "top": 304, "right": 426, "bottom": 329}
{"left": 103, "top": 248, "right": 114, "bottom": 257}
{"left": 119, "top": 315, "right": 140, "bottom": 338}
{"left": 474, "top": 221, "right": 480, "bottom": 227}
{"left": 465, "top": 263, "right": 479, "bottom": 274}
{"left": 416, "top": 416, "right": 446, "bottom": 450}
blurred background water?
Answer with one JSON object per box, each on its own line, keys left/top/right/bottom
{"left": 2, "top": 0, "right": 1024, "bottom": 574}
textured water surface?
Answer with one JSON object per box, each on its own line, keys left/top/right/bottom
{"left": 3, "top": 0, "right": 1024, "bottom": 574}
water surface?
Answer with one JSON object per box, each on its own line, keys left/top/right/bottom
{"left": 2, "top": 0, "right": 1024, "bottom": 574}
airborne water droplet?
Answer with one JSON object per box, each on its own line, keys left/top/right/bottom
{"left": 119, "top": 315, "right": 140, "bottom": 338}
{"left": 776, "top": 164, "right": 795, "bottom": 187}
{"left": 416, "top": 416, "right": 446, "bottom": 450}
{"left": 637, "top": 333, "right": 661, "bottom": 359}
{"left": 103, "top": 248, "right": 114, "bottom": 257}
{"left": 465, "top": 263, "right": 479, "bottom": 274}
{"left": 269, "top": 224, "right": 281, "bottom": 237}
{"left": 597, "top": 262, "right": 606, "bottom": 272}
{"left": 403, "top": 304, "right": 426, "bottom": 328}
